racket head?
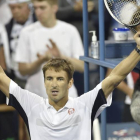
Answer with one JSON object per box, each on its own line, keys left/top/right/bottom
{"left": 104, "top": 0, "right": 140, "bottom": 33}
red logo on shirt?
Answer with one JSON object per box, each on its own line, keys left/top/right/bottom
{"left": 68, "top": 108, "right": 75, "bottom": 115}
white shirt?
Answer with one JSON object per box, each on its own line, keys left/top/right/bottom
{"left": 0, "top": 1, "right": 12, "bottom": 25}
{"left": 15, "top": 20, "right": 84, "bottom": 98}
{"left": 7, "top": 80, "right": 112, "bottom": 140}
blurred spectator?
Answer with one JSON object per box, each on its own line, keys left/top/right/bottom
{"left": 0, "top": 0, "right": 12, "bottom": 25}
{"left": 15, "top": 0, "right": 84, "bottom": 99}
{"left": 0, "top": 0, "right": 36, "bottom": 139}
{"left": 5, "top": 0, "right": 36, "bottom": 85}
{"left": 130, "top": 76, "right": 140, "bottom": 125}
{"left": 56, "top": 0, "right": 98, "bottom": 41}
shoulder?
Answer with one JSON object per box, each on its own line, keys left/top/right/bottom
{"left": 57, "top": 20, "right": 78, "bottom": 32}
{"left": 21, "top": 21, "right": 42, "bottom": 34}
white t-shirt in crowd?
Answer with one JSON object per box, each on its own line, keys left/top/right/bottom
{"left": 15, "top": 20, "right": 84, "bottom": 98}
{"left": 0, "top": 1, "right": 12, "bottom": 25}
{"left": 7, "top": 80, "right": 112, "bottom": 140}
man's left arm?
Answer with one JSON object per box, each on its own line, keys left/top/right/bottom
{"left": 102, "top": 32, "right": 140, "bottom": 98}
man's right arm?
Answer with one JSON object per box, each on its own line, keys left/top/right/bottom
{"left": 0, "top": 46, "right": 7, "bottom": 70}
{"left": 0, "top": 65, "right": 10, "bottom": 98}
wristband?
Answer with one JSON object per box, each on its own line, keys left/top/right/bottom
{"left": 135, "top": 47, "right": 140, "bottom": 55}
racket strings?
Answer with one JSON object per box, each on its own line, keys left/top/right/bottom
{"left": 130, "top": 10, "right": 140, "bottom": 25}
{"left": 107, "top": 0, "right": 140, "bottom": 26}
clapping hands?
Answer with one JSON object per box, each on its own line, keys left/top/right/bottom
{"left": 37, "top": 39, "right": 61, "bottom": 62}
{"left": 46, "top": 39, "right": 61, "bottom": 58}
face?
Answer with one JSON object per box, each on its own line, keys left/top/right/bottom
{"left": 44, "top": 68, "right": 73, "bottom": 104}
{"left": 9, "top": 3, "right": 30, "bottom": 23}
{"left": 33, "top": 1, "right": 58, "bottom": 25}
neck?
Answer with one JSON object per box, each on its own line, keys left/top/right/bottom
{"left": 41, "top": 16, "right": 57, "bottom": 28}
{"left": 49, "top": 96, "right": 68, "bottom": 111}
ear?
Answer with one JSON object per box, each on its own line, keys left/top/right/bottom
{"left": 68, "top": 78, "right": 74, "bottom": 89}
{"left": 52, "top": 5, "right": 58, "bottom": 13}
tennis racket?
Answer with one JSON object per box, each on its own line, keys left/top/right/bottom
{"left": 104, "top": 0, "right": 140, "bottom": 33}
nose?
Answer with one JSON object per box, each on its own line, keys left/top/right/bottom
{"left": 51, "top": 79, "right": 58, "bottom": 88}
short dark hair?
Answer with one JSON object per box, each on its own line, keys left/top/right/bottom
{"left": 42, "top": 58, "right": 75, "bottom": 82}
{"left": 31, "top": 0, "right": 58, "bottom": 5}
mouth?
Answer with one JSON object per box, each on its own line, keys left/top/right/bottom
{"left": 52, "top": 91, "right": 59, "bottom": 96}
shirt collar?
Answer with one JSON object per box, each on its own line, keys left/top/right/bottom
{"left": 46, "top": 97, "right": 74, "bottom": 109}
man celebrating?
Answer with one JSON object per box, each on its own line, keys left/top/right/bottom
{"left": 1, "top": 31, "right": 140, "bottom": 139}
{"left": 15, "top": 0, "right": 84, "bottom": 98}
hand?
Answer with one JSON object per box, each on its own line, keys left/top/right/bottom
{"left": 134, "top": 31, "right": 140, "bottom": 48}
{"left": 74, "top": 1, "right": 83, "bottom": 12}
{"left": 46, "top": 39, "right": 61, "bottom": 58}
{"left": 37, "top": 50, "right": 53, "bottom": 62}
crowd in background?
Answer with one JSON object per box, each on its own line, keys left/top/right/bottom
{"left": 0, "top": 0, "right": 138, "bottom": 140}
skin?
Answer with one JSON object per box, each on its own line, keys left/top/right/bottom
{"left": 9, "top": 2, "right": 30, "bottom": 24}
{"left": 33, "top": 1, "right": 58, "bottom": 27}
{"left": 74, "top": 0, "right": 94, "bottom": 12}
{"left": 0, "top": 46, "right": 6, "bottom": 70}
{"left": 106, "top": 68, "right": 133, "bottom": 99}
{"left": 44, "top": 68, "right": 73, "bottom": 111}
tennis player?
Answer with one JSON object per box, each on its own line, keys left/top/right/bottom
{"left": 1, "top": 32, "right": 140, "bottom": 139}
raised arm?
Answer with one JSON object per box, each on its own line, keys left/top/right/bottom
{"left": 0, "top": 46, "right": 7, "bottom": 70}
{"left": 106, "top": 68, "right": 133, "bottom": 98}
{"left": 0, "top": 65, "right": 11, "bottom": 98}
{"left": 102, "top": 32, "right": 140, "bottom": 98}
